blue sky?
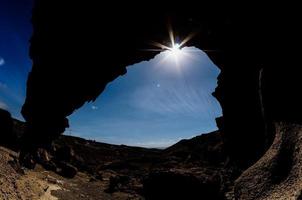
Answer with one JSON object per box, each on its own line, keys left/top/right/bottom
{"left": 0, "top": 0, "right": 33, "bottom": 119}
{"left": 66, "top": 48, "right": 222, "bottom": 148}
{"left": 1, "top": 0, "right": 222, "bottom": 148}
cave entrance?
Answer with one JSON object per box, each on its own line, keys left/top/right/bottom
{"left": 65, "top": 47, "right": 222, "bottom": 148}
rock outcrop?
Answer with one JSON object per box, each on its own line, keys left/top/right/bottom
{"left": 235, "top": 122, "right": 302, "bottom": 199}
{"left": 0, "top": 108, "right": 17, "bottom": 150}
{"left": 163, "top": 131, "right": 226, "bottom": 166}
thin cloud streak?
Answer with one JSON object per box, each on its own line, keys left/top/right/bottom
{"left": 0, "top": 57, "right": 5, "bottom": 66}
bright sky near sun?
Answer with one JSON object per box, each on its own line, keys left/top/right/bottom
{"left": 1, "top": 0, "right": 222, "bottom": 148}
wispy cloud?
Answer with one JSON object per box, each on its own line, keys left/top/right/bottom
{"left": 0, "top": 57, "right": 5, "bottom": 66}
{"left": 131, "top": 83, "right": 219, "bottom": 117}
{"left": 91, "top": 105, "right": 98, "bottom": 110}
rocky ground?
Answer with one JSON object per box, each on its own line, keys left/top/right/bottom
{"left": 0, "top": 147, "right": 55, "bottom": 200}
{"left": 0, "top": 108, "right": 241, "bottom": 199}
{"left": 0, "top": 123, "right": 236, "bottom": 200}
{"left": 0, "top": 146, "right": 144, "bottom": 200}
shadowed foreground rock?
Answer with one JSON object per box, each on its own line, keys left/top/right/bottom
{"left": 0, "top": 108, "right": 16, "bottom": 150}
{"left": 235, "top": 122, "right": 302, "bottom": 199}
{"left": 143, "top": 168, "right": 224, "bottom": 200}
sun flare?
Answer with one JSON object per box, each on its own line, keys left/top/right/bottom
{"left": 170, "top": 43, "right": 181, "bottom": 56}
{"left": 147, "top": 27, "right": 196, "bottom": 65}
{"left": 144, "top": 25, "right": 203, "bottom": 68}
{"left": 165, "top": 43, "right": 185, "bottom": 64}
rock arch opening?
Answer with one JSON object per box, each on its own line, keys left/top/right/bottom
{"left": 65, "top": 47, "right": 222, "bottom": 148}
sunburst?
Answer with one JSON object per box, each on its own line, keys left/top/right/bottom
{"left": 144, "top": 25, "right": 199, "bottom": 66}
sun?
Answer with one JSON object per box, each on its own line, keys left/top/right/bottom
{"left": 169, "top": 43, "right": 182, "bottom": 57}
{"left": 166, "top": 43, "right": 184, "bottom": 64}
{"left": 145, "top": 25, "right": 200, "bottom": 67}
{"left": 148, "top": 31, "right": 194, "bottom": 62}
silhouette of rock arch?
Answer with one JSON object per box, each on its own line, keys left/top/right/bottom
{"left": 21, "top": 1, "right": 301, "bottom": 171}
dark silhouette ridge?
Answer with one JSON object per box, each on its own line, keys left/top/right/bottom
{"left": 0, "top": 109, "right": 13, "bottom": 147}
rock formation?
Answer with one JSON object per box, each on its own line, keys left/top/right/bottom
{"left": 21, "top": 1, "right": 301, "bottom": 169}
{"left": 15, "top": 1, "right": 302, "bottom": 199}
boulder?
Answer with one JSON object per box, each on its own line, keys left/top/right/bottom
{"left": 143, "top": 168, "right": 224, "bottom": 200}
{"left": 58, "top": 161, "right": 78, "bottom": 178}
{"left": 105, "top": 175, "right": 131, "bottom": 193}
{"left": 55, "top": 145, "right": 75, "bottom": 162}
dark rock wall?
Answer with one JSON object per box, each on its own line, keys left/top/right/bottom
{"left": 0, "top": 109, "right": 13, "bottom": 146}
{"left": 21, "top": 1, "right": 301, "bottom": 167}
{"left": 235, "top": 122, "right": 302, "bottom": 200}
{"left": 0, "top": 108, "right": 20, "bottom": 150}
